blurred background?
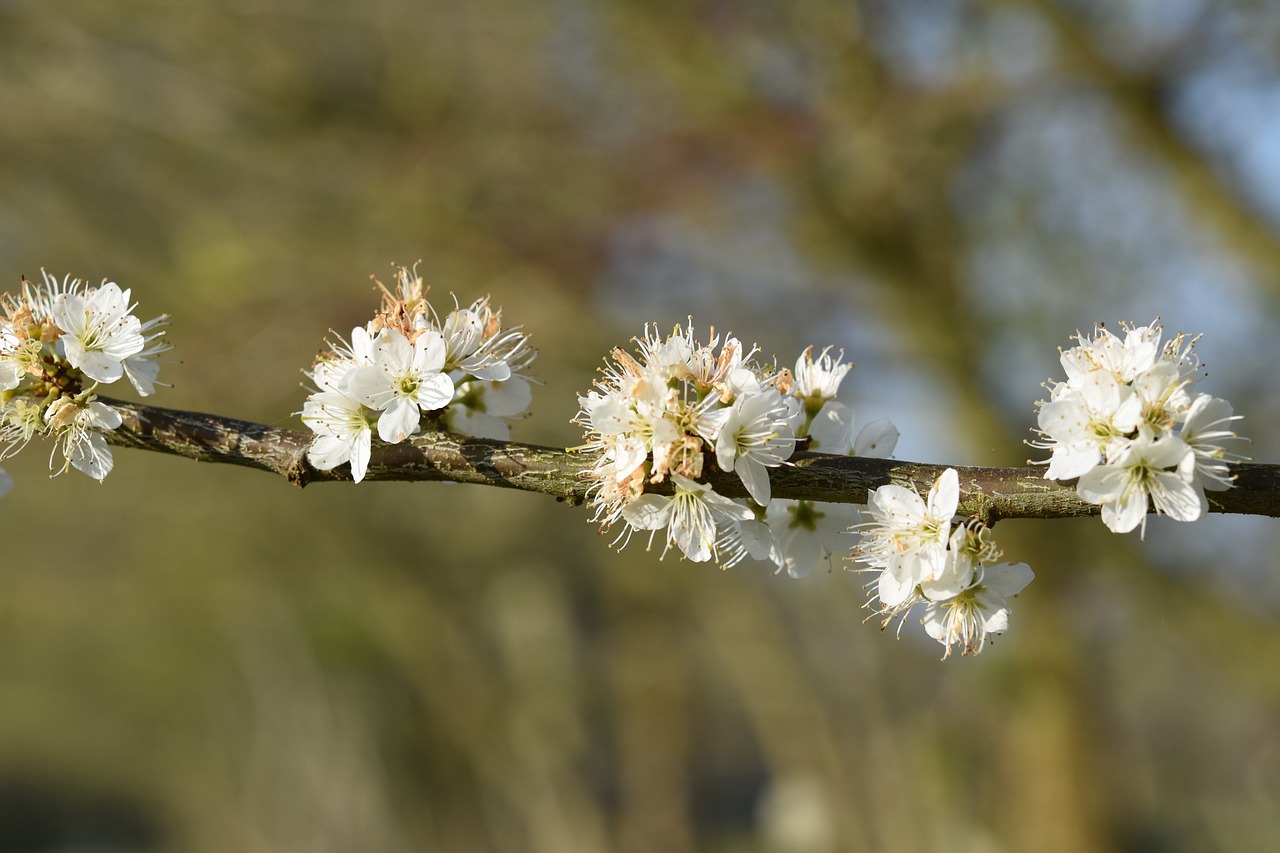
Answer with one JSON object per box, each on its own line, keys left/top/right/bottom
{"left": 1, "top": 1, "right": 1279, "bottom": 850}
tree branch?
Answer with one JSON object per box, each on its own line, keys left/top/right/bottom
{"left": 103, "top": 398, "right": 1279, "bottom": 522}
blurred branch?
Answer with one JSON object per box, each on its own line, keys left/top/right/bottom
{"left": 1010, "top": 0, "right": 1280, "bottom": 292}
{"left": 103, "top": 398, "right": 1278, "bottom": 521}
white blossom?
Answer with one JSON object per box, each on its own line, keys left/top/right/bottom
{"left": 575, "top": 322, "right": 796, "bottom": 566}
{"left": 347, "top": 327, "right": 455, "bottom": 443}
{"left": 44, "top": 396, "right": 122, "bottom": 481}
{"left": 853, "top": 418, "right": 899, "bottom": 458}
{"left": 854, "top": 468, "right": 959, "bottom": 608}
{"left": 0, "top": 321, "right": 22, "bottom": 392}
{"left": 301, "top": 388, "right": 376, "bottom": 482}
{"left": 583, "top": 327, "right": 901, "bottom": 573}
{"left": 425, "top": 290, "right": 535, "bottom": 383}
{"left": 0, "top": 271, "right": 170, "bottom": 482}
{"left": 0, "top": 398, "right": 46, "bottom": 460}
{"left": 805, "top": 401, "right": 854, "bottom": 452}
{"left": 852, "top": 470, "right": 1033, "bottom": 658}
{"left": 621, "top": 474, "right": 754, "bottom": 563}
{"left": 921, "top": 562, "right": 1034, "bottom": 658}
{"left": 1035, "top": 369, "right": 1142, "bottom": 480}
{"left": 50, "top": 280, "right": 145, "bottom": 384}
{"left": 1178, "top": 394, "right": 1244, "bottom": 492}
{"left": 1034, "top": 320, "right": 1243, "bottom": 536}
{"left": 446, "top": 375, "right": 533, "bottom": 440}
{"left": 765, "top": 499, "right": 858, "bottom": 578}
{"left": 710, "top": 389, "right": 795, "bottom": 505}
{"left": 121, "top": 311, "right": 173, "bottom": 396}
{"left": 793, "top": 346, "right": 852, "bottom": 404}
{"left": 301, "top": 268, "right": 537, "bottom": 476}
{"left": 1075, "top": 426, "right": 1204, "bottom": 535}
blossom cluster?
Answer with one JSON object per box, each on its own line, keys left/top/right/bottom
{"left": 0, "top": 271, "right": 169, "bottom": 482}
{"left": 1031, "top": 321, "right": 1244, "bottom": 536}
{"left": 750, "top": 347, "right": 899, "bottom": 578}
{"left": 301, "top": 266, "right": 535, "bottom": 482}
{"left": 575, "top": 324, "right": 898, "bottom": 577}
{"left": 852, "top": 468, "right": 1034, "bottom": 657}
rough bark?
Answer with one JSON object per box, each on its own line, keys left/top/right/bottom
{"left": 102, "top": 399, "right": 1277, "bottom": 523}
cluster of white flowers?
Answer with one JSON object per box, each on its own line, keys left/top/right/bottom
{"left": 748, "top": 347, "right": 899, "bottom": 578}
{"left": 301, "top": 266, "right": 534, "bottom": 482}
{"left": 0, "top": 271, "right": 170, "bottom": 482}
{"left": 1031, "top": 321, "right": 1245, "bottom": 536}
{"left": 575, "top": 326, "right": 899, "bottom": 576}
{"left": 852, "top": 468, "right": 1034, "bottom": 657}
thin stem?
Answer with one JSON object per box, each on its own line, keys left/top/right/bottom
{"left": 101, "top": 398, "right": 1280, "bottom": 521}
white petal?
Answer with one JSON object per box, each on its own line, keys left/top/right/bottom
{"left": 1110, "top": 392, "right": 1144, "bottom": 433}
{"left": 781, "top": 529, "right": 823, "bottom": 579}
{"left": 701, "top": 488, "right": 757, "bottom": 521}
{"left": 983, "top": 562, "right": 1034, "bottom": 597}
{"left": 671, "top": 512, "right": 715, "bottom": 562}
{"left": 465, "top": 360, "right": 512, "bottom": 382}
{"left": 449, "top": 408, "right": 510, "bottom": 440}
{"left": 415, "top": 371, "right": 455, "bottom": 411}
{"left": 1076, "top": 465, "right": 1127, "bottom": 506}
{"left": 927, "top": 468, "right": 960, "bottom": 519}
{"left": 715, "top": 426, "right": 739, "bottom": 472}
{"left": 308, "top": 434, "right": 352, "bottom": 471}
{"left": 346, "top": 365, "right": 393, "bottom": 409}
{"left": 612, "top": 438, "right": 649, "bottom": 481}
{"left": 0, "top": 359, "right": 21, "bottom": 392}
{"left": 373, "top": 328, "right": 413, "bottom": 369}
{"left": 1037, "top": 396, "right": 1088, "bottom": 440}
{"left": 736, "top": 456, "right": 771, "bottom": 506}
{"left": 377, "top": 398, "right": 421, "bottom": 443}
{"left": 1045, "top": 442, "right": 1100, "bottom": 481}
{"left": 696, "top": 406, "right": 730, "bottom": 443}
{"left": 88, "top": 402, "right": 121, "bottom": 431}
{"left": 920, "top": 549, "right": 974, "bottom": 600}
{"left": 808, "top": 402, "right": 853, "bottom": 452}
{"left": 412, "top": 329, "right": 448, "bottom": 373}
{"left": 739, "top": 518, "right": 782, "bottom": 565}
{"left": 1145, "top": 435, "right": 1193, "bottom": 470}
{"left": 77, "top": 350, "right": 126, "bottom": 384}
{"left": 1182, "top": 394, "right": 1234, "bottom": 436}
{"left": 70, "top": 432, "right": 114, "bottom": 481}
{"left": 123, "top": 356, "right": 162, "bottom": 396}
{"left": 853, "top": 418, "right": 899, "bottom": 458}
{"left": 877, "top": 563, "right": 918, "bottom": 608}
{"left": 1077, "top": 370, "right": 1123, "bottom": 416}
{"left": 621, "top": 495, "right": 671, "bottom": 530}
{"left": 349, "top": 429, "right": 372, "bottom": 483}
{"left": 482, "top": 376, "right": 532, "bottom": 417}
{"left": 1151, "top": 471, "right": 1206, "bottom": 522}
{"left": 980, "top": 606, "right": 1010, "bottom": 634}
{"left": 1101, "top": 486, "right": 1148, "bottom": 534}
{"left": 921, "top": 603, "right": 949, "bottom": 642}
{"left": 350, "top": 325, "right": 374, "bottom": 362}
{"left": 868, "top": 485, "right": 924, "bottom": 523}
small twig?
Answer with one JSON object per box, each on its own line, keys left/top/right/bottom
{"left": 101, "top": 398, "right": 1280, "bottom": 520}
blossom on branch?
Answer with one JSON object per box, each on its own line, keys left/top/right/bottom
{"left": 855, "top": 467, "right": 959, "bottom": 608}
{"left": 851, "top": 468, "right": 1034, "bottom": 658}
{"left": 752, "top": 350, "right": 899, "bottom": 579}
{"left": 300, "top": 265, "right": 535, "bottom": 482}
{"left": 575, "top": 322, "right": 900, "bottom": 580}
{"left": 575, "top": 322, "right": 793, "bottom": 561}
{"left": 921, "top": 561, "right": 1034, "bottom": 658}
{"left": 0, "top": 271, "right": 170, "bottom": 482}
{"left": 1031, "top": 320, "right": 1246, "bottom": 535}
